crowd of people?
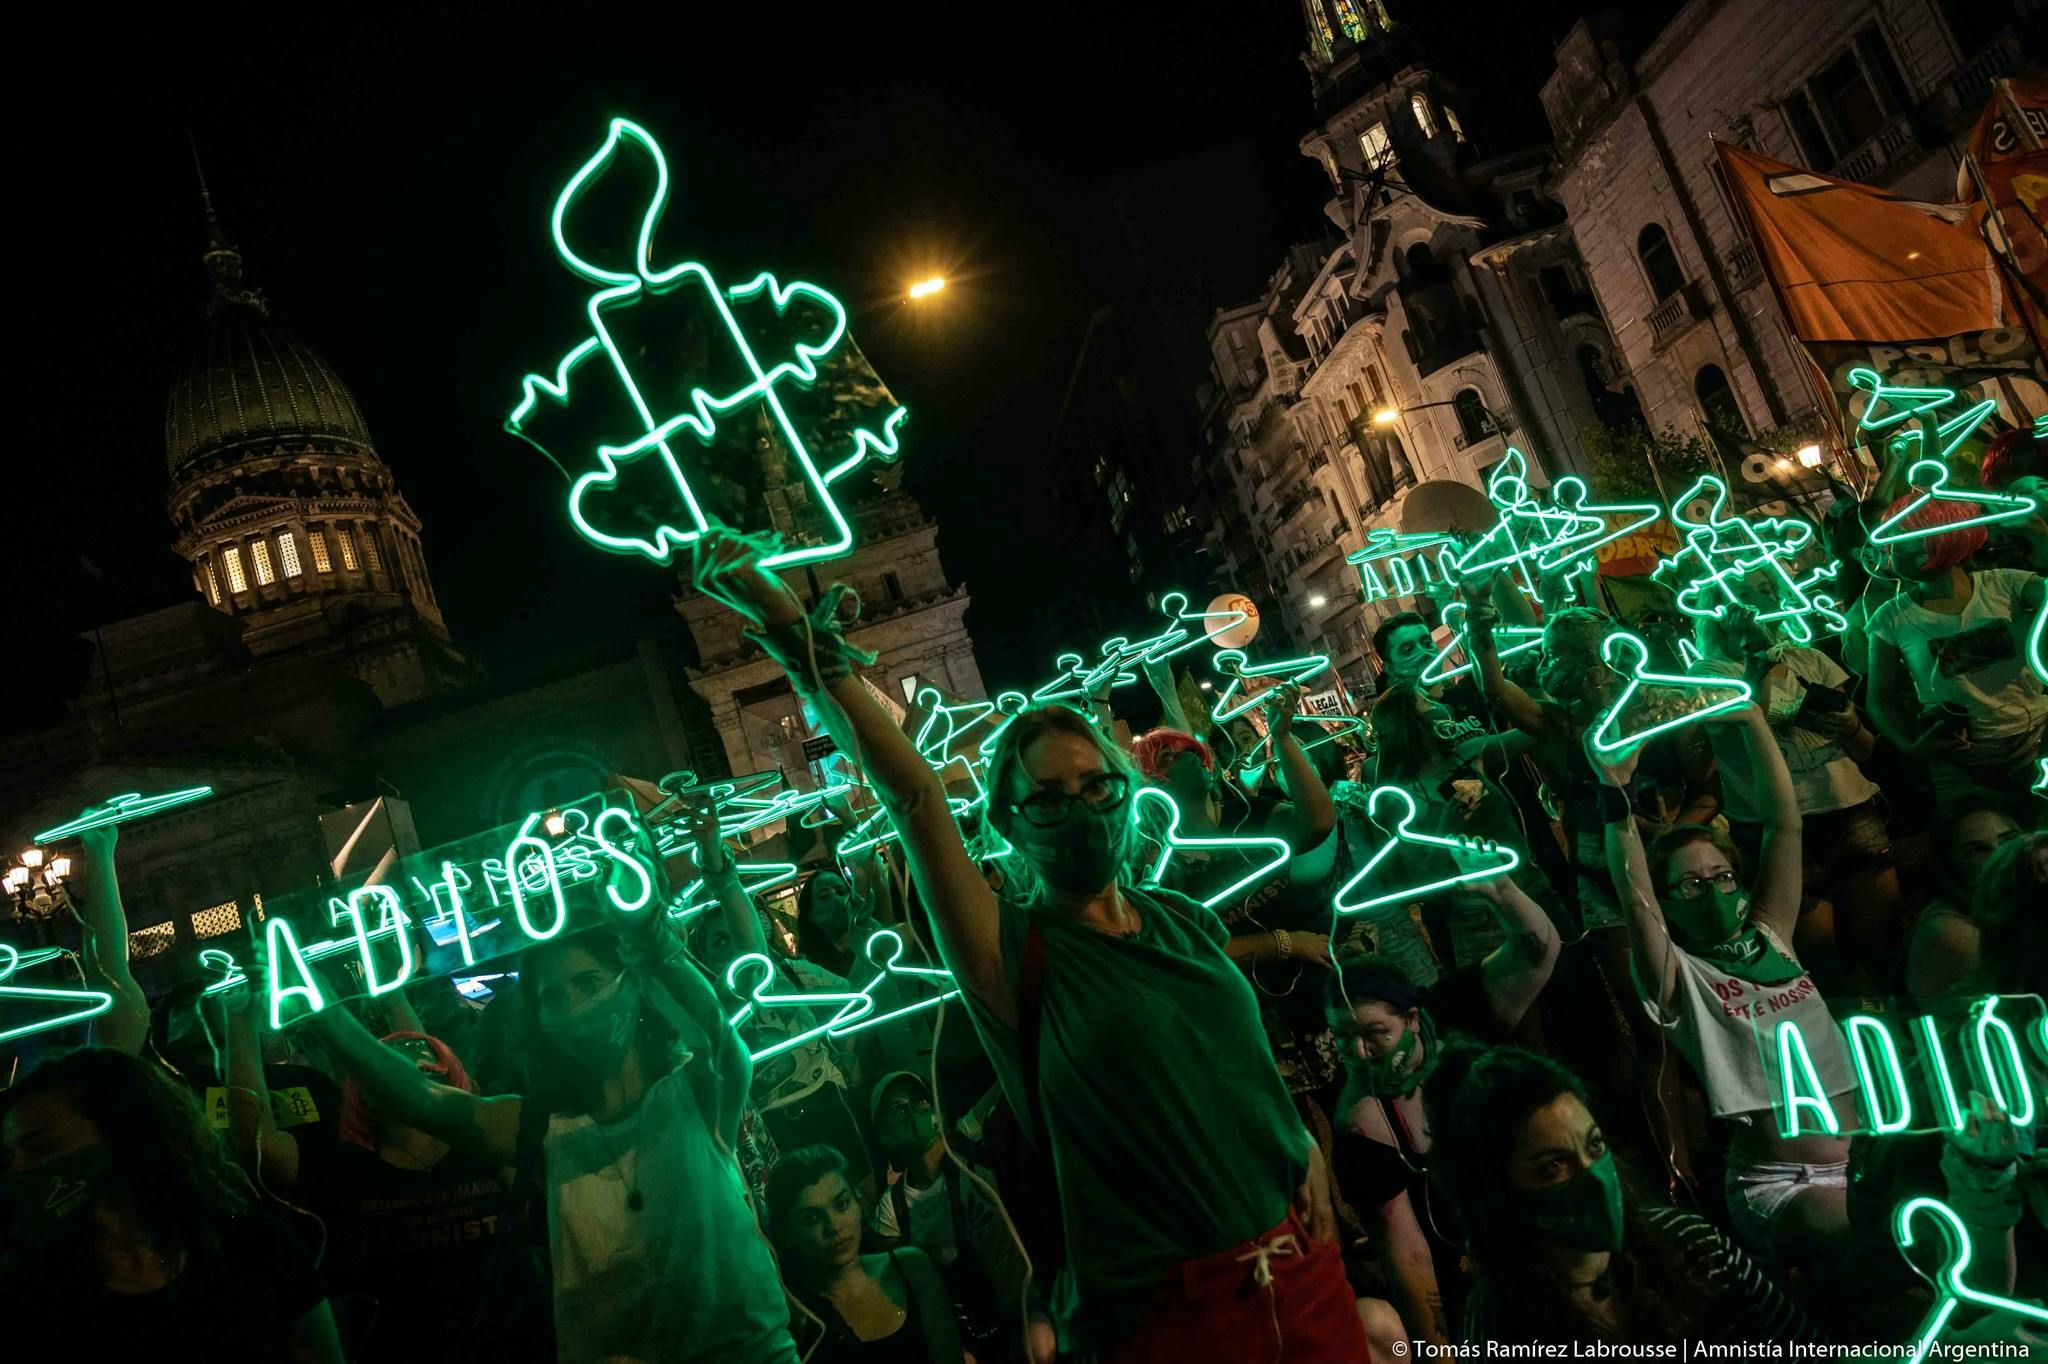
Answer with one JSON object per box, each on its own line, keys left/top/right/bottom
{"left": 3, "top": 435, "right": 2046, "bottom": 1363}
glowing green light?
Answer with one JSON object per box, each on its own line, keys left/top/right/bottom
{"left": 725, "top": 953, "right": 876, "bottom": 1062}
{"left": 667, "top": 858, "right": 799, "bottom": 921}
{"left": 504, "top": 835, "right": 569, "bottom": 942}
{"left": 1586, "top": 631, "right": 1752, "bottom": 757}
{"left": 974, "top": 691, "right": 1030, "bottom": 761}
{"left": 1911, "top": 1014, "right": 1968, "bottom": 1133}
{"left": 1130, "top": 786, "right": 1291, "bottom": 909}
{"left": 505, "top": 117, "right": 905, "bottom": 570}
{"left": 32, "top": 785, "right": 216, "bottom": 843}
{"left": 831, "top": 929, "right": 961, "bottom": 1038}
{"left": 266, "top": 917, "right": 328, "bottom": 1032}
{"left": 1893, "top": 1196, "right": 2048, "bottom": 1364}
{"left": 590, "top": 807, "right": 654, "bottom": 914}
{"left": 1532, "top": 477, "right": 1663, "bottom": 572}
{"left": 1843, "top": 1015, "right": 1914, "bottom": 1135}
{"left": 1866, "top": 458, "right": 2038, "bottom": 547}
{"left": 1774, "top": 1019, "right": 1841, "bottom": 1138}
{"left": 0, "top": 943, "right": 114, "bottom": 1044}
{"left": 1651, "top": 475, "right": 1843, "bottom": 645}
{"left": 1209, "top": 648, "right": 1330, "bottom": 725}
{"left": 1968, "top": 995, "right": 2036, "bottom": 1127}
{"left": 2029, "top": 599, "right": 2045, "bottom": 686}
{"left": 1331, "top": 785, "right": 1521, "bottom": 916}
{"left": 1452, "top": 449, "right": 1578, "bottom": 587}
{"left": 1848, "top": 367, "right": 1957, "bottom": 431}
{"left": 331, "top": 887, "right": 416, "bottom": 997}
{"left": 1419, "top": 602, "right": 1544, "bottom": 686}
{"left": 427, "top": 861, "right": 478, "bottom": 967}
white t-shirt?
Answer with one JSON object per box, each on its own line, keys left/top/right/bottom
{"left": 873, "top": 1170, "right": 961, "bottom": 1266}
{"left": 1867, "top": 569, "right": 2046, "bottom": 739}
{"left": 1699, "top": 649, "right": 1880, "bottom": 819}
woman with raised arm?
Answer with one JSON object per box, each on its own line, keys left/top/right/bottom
{"left": 1594, "top": 702, "right": 1861, "bottom": 1262}
{"left": 292, "top": 877, "right": 799, "bottom": 1362}
{"left": 71, "top": 824, "right": 151, "bottom": 1054}
{"left": 690, "top": 528, "right": 1367, "bottom": 1362}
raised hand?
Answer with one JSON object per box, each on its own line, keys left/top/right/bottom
{"left": 691, "top": 527, "right": 806, "bottom": 630}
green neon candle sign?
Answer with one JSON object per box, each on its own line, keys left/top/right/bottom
{"left": 1892, "top": 1196, "right": 2048, "bottom": 1364}
{"left": 1586, "top": 632, "right": 1752, "bottom": 757}
{"left": 505, "top": 117, "right": 906, "bottom": 569}
{"left": 0, "top": 944, "right": 114, "bottom": 1044}
{"left": 33, "top": 786, "right": 216, "bottom": 843}
{"left": 1331, "top": 785, "right": 1521, "bottom": 916}
{"left": 1129, "top": 786, "right": 1291, "bottom": 909}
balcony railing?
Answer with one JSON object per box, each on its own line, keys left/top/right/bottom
{"left": 1948, "top": 33, "right": 2020, "bottom": 119}
{"left": 1649, "top": 280, "right": 1710, "bottom": 348}
{"left": 1830, "top": 112, "right": 1916, "bottom": 187}
{"left": 1727, "top": 241, "right": 1761, "bottom": 286}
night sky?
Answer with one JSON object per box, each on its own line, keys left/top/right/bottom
{"left": 17, "top": 1, "right": 1592, "bottom": 728}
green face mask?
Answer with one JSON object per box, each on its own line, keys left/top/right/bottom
{"left": 1666, "top": 884, "right": 1747, "bottom": 949}
{"left": 1513, "top": 1148, "right": 1625, "bottom": 1252}
{"left": 1355, "top": 1010, "right": 1434, "bottom": 1098}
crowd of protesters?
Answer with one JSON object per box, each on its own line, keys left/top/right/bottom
{"left": 3, "top": 429, "right": 2045, "bottom": 1362}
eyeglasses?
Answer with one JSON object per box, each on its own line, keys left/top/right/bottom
{"left": 1665, "top": 869, "right": 1739, "bottom": 900}
{"left": 1009, "top": 772, "right": 1131, "bottom": 828}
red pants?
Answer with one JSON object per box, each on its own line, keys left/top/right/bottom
{"left": 1101, "top": 1213, "right": 1369, "bottom": 1363}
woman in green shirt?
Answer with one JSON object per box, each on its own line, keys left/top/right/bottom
{"left": 691, "top": 529, "right": 1368, "bottom": 1361}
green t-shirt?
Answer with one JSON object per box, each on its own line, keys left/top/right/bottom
{"left": 958, "top": 885, "right": 1309, "bottom": 1351}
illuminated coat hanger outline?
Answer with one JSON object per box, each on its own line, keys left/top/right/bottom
{"left": 1651, "top": 475, "right": 1843, "bottom": 644}
{"left": 1531, "top": 477, "right": 1663, "bottom": 572}
{"left": 1418, "top": 601, "right": 1545, "bottom": 686}
{"left": 724, "top": 953, "right": 876, "bottom": 1062}
{"left": 1129, "top": 786, "right": 1292, "bottom": 909}
{"left": 0, "top": 943, "right": 114, "bottom": 1044}
{"left": 1330, "top": 784, "right": 1521, "bottom": 916}
{"left": 33, "top": 786, "right": 216, "bottom": 843}
{"left": 1847, "top": 366, "right": 1999, "bottom": 467}
{"left": 1451, "top": 448, "right": 1578, "bottom": 587}
{"left": 1892, "top": 1196, "right": 2048, "bottom": 1364}
{"left": 829, "top": 929, "right": 962, "bottom": 1038}
{"left": 1586, "top": 631, "right": 1753, "bottom": 757}
{"left": 1866, "top": 458, "right": 2039, "bottom": 547}
{"left": 974, "top": 692, "right": 1031, "bottom": 760}
{"left": 1208, "top": 648, "right": 1330, "bottom": 725}
{"left": 504, "top": 117, "right": 906, "bottom": 569}
{"left": 1130, "top": 591, "right": 1254, "bottom": 664}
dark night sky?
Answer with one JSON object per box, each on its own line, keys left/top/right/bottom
{"left": 15, "top": 1, "right": 1594, "bottom": 726}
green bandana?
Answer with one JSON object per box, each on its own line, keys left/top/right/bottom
{"left": 1696, "top": 925, "right": 1805, "bottom": 985}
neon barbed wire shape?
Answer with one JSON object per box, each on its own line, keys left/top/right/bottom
{"left": 1209, "top": 648, "right": 1331, "bottom": 725}
{"left": 1892, "top": 1196, "right": 2048, "bottom": 1364}
{"left": 1866, "top": 458, "right": 2039, "bottom": 547}
{"left": 1586, "top": 631, "right": 1753, "bottom": 757}
{"left": 0, "top": 943, "right": 114, "bottom": 1044}
{"left": 1129, "top": 787, "right": 1292, "bottom": 909}
{"left": 1330, "top": 785, "right": 1521, "bottom": 917}
{"left": 724, "top": 953, "right": 876, "bottom": 1062}
{"left": 1418, "top": 602, "right": 1545, "bottom": 686}
{"left": 830, "top": 929, "right": 962, "bottom": 1039}
{"left": 33, "top": 786, "right": 216, "bottom": 843}
{"left": 504, "top": 117, "right": 907, "bottom": 570}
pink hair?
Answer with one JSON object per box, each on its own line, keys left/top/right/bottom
{"left": 1129, "top": 727, "right": 1213, "bottom": 784}
{"left": 1881, "top": 490, "right": 1990, "bottom": 575}
{"left": 338, "top": 1030, "right": 476, "bottom": 1150}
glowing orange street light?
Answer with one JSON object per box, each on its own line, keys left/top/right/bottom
{"left": 907, "top": 276, "right": 946, "bottom": 301}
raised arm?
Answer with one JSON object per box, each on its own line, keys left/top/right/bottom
{"left": 1717, "top": 704, "right": 1801, "bottom": 943}
{"left": 1141, "top": 655, "right": 1193, "bottom": 735}
{"left": 302, "top": 1004, "right": 522, "bottom": 1166}
{"left": 688, "top": 801, "right": 768, "bottom": 957}
{"left": 73, "top": 825, "right": 149, "bottom": 1054}
{"left": 1266, "top": 686, "right": 1334, "bottom": 848}
{"left": 1466, "top": 601, "right": 1557, "bottom": 741}
{"left": 1591, "top": 737, "right": 1678, "bottom": 1011}
{"left": 691, "top": 531, "right": 1009, "bottom": 1025}
{"left": 220, "top": 985, "right": 301, "bottom": 1185}
{"left": 1467, "top": 866, "right": 1560, "bottom": 1030}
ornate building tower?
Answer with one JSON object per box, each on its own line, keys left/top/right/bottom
{"left": 164, "top": 204, "right": 475, "bottom": 706}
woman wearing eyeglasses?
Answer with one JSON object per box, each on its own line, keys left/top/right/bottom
{"left": 1592, "top": 703, "right": 1861, "bottom": 1263}
{"left": 690, "top": 529, "right": 1368, "bottom": 1362}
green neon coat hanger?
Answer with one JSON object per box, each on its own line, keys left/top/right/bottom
{"left": 667, "top": 858, "right": 800, "bottom": 922}
{"left": 1531, "top": 477, "right": 1663, "bottom": 572}
{"left": 1209, "top": 648, "right": 1330, "bottom": 725}
{"left": 1131, "top": 591, "right": 1254, "bottom": 664}
{"left": 1451, "top": 449, "right": 1579, "bottom": 583}
{"left": 912, "top": 687, "right": 997, "bottom": 764}
{"left": 505, "top": 117, "right": 906, "bottom": 569}
{"left": 1866, "top": 458, "right": 2038, "bottom": 547}
{"left": 830, "top": 929, "right": 961, "bottom": 1038}
{"left": 1347, "top": 527, "right": 1459, "bottom": 566}
{"left": 1330, "top": 785, "right": 1521, "bottom": 916}
{"left": 33, "top": 786, "right": 216, "bottom": 843}
{"left": 724, "top": 953, "right": 876, "bottom": 1062}
{"left": 1892, "top": 1196, "right": 2048, "bottom": 1364}
{"left": 1848, "top": 367, "right": 1957, "bottom": 431}
{"left": 0, "top": 943, "right": 114, "bottom": 1044}
{"left": 1129, "top": 786, "right": 1291, "bottom": 908}
{"left": 2029, "top": 597, "right": 2045, "bottom": 686}
{"left": 1419, "top": 602, "right": 1544, "bottom": 686}
{"left": 1651, "top": 475, "right": 1843, "bottom": 644}
{"left": 1586, "top": 631, "right": 1753, "bottom": 756}
{"left": 974, "top": 691, "right": 1030, "bottom": 760}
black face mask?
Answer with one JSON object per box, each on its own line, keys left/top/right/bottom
{"left": 1006, "top": 802, "right": 1130, "bottom": 896}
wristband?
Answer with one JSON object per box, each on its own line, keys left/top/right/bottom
{"left": 744, "top": 583, "right": 879, "bottom": 695}
{"left": 1598, "top": 785, "right": 1632, "bottom": 824}
{"left": 1273, "top": 928, "right": 1293, "bottom": 962}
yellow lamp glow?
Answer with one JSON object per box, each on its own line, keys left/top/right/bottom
{"left": 908, "top": 277, "right": 947, "bottom": 300}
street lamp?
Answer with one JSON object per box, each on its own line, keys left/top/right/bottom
{"left": 1795, "top": 444, "right": 1823, "bottom": 469}
{"left": 907, "top": 276, "right": 946, "bottom": 301}
{"left": 4, "top": 848, "right": 74, "bottom": 922}
{"left": 1309, "top": 594, "right": 1328, "bottom": 608}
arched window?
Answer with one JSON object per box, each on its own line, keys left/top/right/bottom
{"left": 1637, "top": 224, "right": 1685, "bottom": 301}
{"left": 1694, "top": 364, "right": 1747, "bottom": 455}
{"left": 1453, "top": 388, "right": 1491, "bottom": 445}
{"left": 1405, "top": 242, "right": 1437, "bottom": 277}
{"left": 1411, "top": 92, "right": 1437, "bottom": 139}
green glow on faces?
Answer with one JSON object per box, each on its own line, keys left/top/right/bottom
{"left": 1331, "top": 785, "right": 1520, "bottom": 916}
{"left": 32, "top": 786, "right": 216, "bottom": 843}
{"left": 504, "top": 835, "right": 569, "bottom": 942}
{"left": 1586, "top": 631, "right": 1752, "bottom": 757}
{"left": 1774, "top": 1020, "right": 1842, "bottom": 1138}
{"left": 724, "top": 953, "right": 876, "bottom": 1062}
{"left": 1866, "top": 459, "right": 2038, "bottom": 547}
{"left": 1130, "top": 786, "right": 1291, "bottom": 909}
{"left": 1911, "top": 1014, "right": 1968, "bottom": 1133}
{"left": 590, "top": 808, "right": 654, "bottom": 914}
{"left": 505, "top": 117, "right": 905, "bottom": 570}
{"left": 1893, "top": 1196, "right": 2048, "bottom": 1364}
{"left": 1209, "top": 648, "right": 1330, "bottom": 725}
{"left": 1968, "top": 996, "right": 2037, "bottom": 1127}
{"left": 0, "top": 944, "right": 114, "bottom": 1044}
{"left": 331, "top": 887, "right": 416, "bottom": 997}
{"left": 1843, "top": 1015, "right": 1914, "bottom": 1135}
{"left": 1419, "top": 602, "right": 1544, "bottom": 686}
{"left": 266, "top": 917, "right": 328, "bottom": 1032}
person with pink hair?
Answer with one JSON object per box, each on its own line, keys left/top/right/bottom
{"left": 1864, "top": 490, "right": 2046, "bottom": 805}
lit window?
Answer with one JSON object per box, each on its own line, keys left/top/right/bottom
{"left": 251, "top": 539, "right": 275, "bottom": 586}
{"left": 190, "top": 901, "right": 242, "bottom": 939}
{"left": 309, "top": 528, "right": 333, "bottom": 573}
{"left": 1445, "top": 106, "right": 1466, "bottom": 143}
{"left": 223, "top": 545, "right": 248, "bottom": 594}
{"left": 201, "top": 562, "right": 220, "bottom": 605}
{"left": 1358, "top": 123, "right": 1396, "bottom": 172}
{"left": 1411, "top": 93, "right": 1437, "bottom": 139}
{"left": 337, "top": 529, "right": 359, "bottom": 572}
{"left": 360, "top": 530, "right": 383, "bottom": 572}
{"left": 279, "top": 531, "right": 303, "bottom": 578}
{"left": 129, "top": 922, "right": 176, "bottom": 960}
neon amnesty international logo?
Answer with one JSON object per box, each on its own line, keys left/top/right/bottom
{"left": 506, "top": 118, "right": 907, "bottom": 568}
